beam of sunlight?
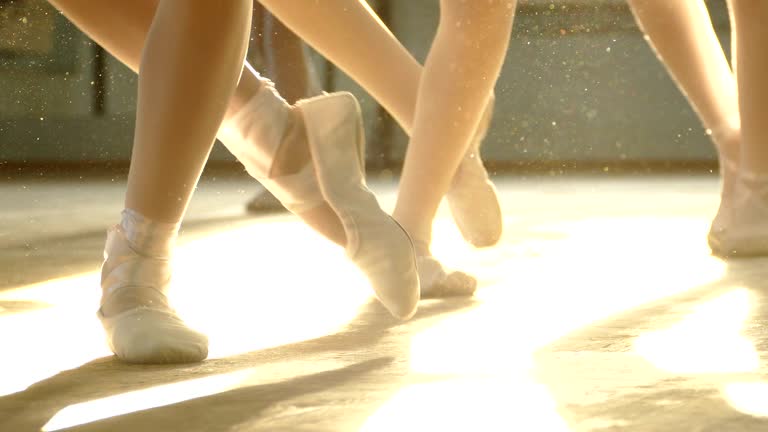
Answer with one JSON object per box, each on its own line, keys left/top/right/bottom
{"left": 42, "top": 369, "right": 253, "bottom": 431}
{"left": 362, "top": 215, "right": 731, "bottom": 431}
{"left": 359, "top": 378, "right": 571, "bottom": 432}
{"left": 0, "top": 219, "right": 372, "bottom": 398}
{"left": 0, "top": 274, "right": 110, "bottom": 397}
{"left": 168, "top": 221, "right": 372, "bottom": 359}
{"left": 42, "top": 357, "right": 351, "bottom": 431}
{"left": 634, "top": 289, "right": 759, "bottom": 374}
{"left": 722, "top": 382, "right": 768, "bottom": 418}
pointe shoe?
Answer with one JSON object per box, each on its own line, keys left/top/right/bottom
{"left": 708, "top": 170, "right": 768, "bottom": 257}
{"left": 447, "top": 97, "right": 503, "bottom": 248}
{"left": 417, "top": 256, "right": 477, "bottom": 298}
{"left": 99, "top": 226, "right": 208, "bottom": 364}
{"left": 297, "top": 92, "right": 420, "bottom": 320}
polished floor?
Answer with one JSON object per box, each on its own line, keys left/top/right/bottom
{"left": 2, "top": 174, "right": 768, "bottom": 431}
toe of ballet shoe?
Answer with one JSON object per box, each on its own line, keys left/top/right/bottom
{"left": 448, "top": 174, "right": 503, "bottom": 249}
{"left": 101, "top": 308, "right": 208, "bottom": 364}
{"left": 349, "top": 217, "right": 420, "bottom": 321}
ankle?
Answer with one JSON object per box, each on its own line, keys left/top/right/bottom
{"left": 101, "top": 209, "right": 178, "bottom": 312}
{"left": 119, "top": 208, "right": 179, "bottom": 258}
{"left": 217, "top": 81, "right": 292, "bottom": 179}
{"left": 708, "top": 118, "right": 740, "bottom": 163}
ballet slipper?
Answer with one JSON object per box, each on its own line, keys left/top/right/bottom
{"left": 99, "top": 220, "right": 208, "bottom": 364}
{"left": 417, "top": 256, "right": 477, "bottom": 299}
{"left": 218, "top": 80, "right": 325, "bottom": 214}
{"left": 446, "top": 95, "right": 503, "bottom": 248}
{"left": 708, "top": 169, "right": 768, "bottom": 257}
{"left": 297, "top": 92, "right": 420, "bottom": 320}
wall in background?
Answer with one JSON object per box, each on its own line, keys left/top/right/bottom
{"left": 0, "top": 0, "right": 730, "bottom": 168}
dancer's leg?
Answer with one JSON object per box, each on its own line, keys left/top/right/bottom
{"left": 707, "top": 0, "right": 768, "bottom": 257}
{"left": 50, "top": 0, "right": 345, "bottom": 245}
{"left": 258, "top": 0, "right": 505, "bottom": 251}
{"left": 52, "top": 0, "right": 419, "bottom": 317}
{"left": 730, "top": 0, "right": 768, "bottom": 174}
{"left": 628, "top": 0, "right": 739, "bottom": 160}
{"left": 246, "top": 5, "right": 323, "bottom": 213}
{"left": 262, "top": 0, "right": 514, "bottom": 291}
{"left": 260, "top": 10, "right": 321, "bottom": 104}
{"left": 392, "top": 0, "right": 514, "bottom": 251}
{"left": 98, "top": 0, "right": 253, "bottom": 363}
{"left": 372, "top": 1, "right": 512, "bottom": 296}
{"left": 627, "top": 0, "right": 741, "bottom": 247}
{"left": 125, "top": 1, "right": 252, "bottom": 222}
{"left": 256, "top": 0, "right": 420, "bottom": 132}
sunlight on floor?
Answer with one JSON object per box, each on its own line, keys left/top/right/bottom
{"left": 3, "top": 201, "right": 755, "bottom": 431}
{"left": 361, "top": 215, "right": 732, "bottom": 432}
{"left": 41, "top": 370, "right": 253, "bottom": 431}
{"left": 0, "top": 273, "right": 108, "bottom": 398}
{"left": 722, "top": 382, "right": 768, "bottom": 418}
{"left": 634, "top": 289, "right": 759, "bottom": 374}
{"left": 359, "top": 377, "right": 571, "bottom": 432}
{"left": 0, "top": 218, "right": 373, "bottom": 400}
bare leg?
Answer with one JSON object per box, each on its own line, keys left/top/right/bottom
{"left": 259, "top": 0, "right": 513, "bottom": 294}
{"left": 126, "top": 1, "right": 252, "bottom": 222}
{"left": 256, "top": 0, "right": 419, "bottom": 133}
{"left": 96, "top": 0, "right": 253, "bottom": 363}
{"left": 50, "top": 0, "right": 345, "bottom": 245}
{"left": 245, "top": 5, "right": 325, "bottom": 215}
{"left": 52, "top": 0, "right": 420, "bottom": 319}
{"left": 261, "top": 10, "right": 321, "bottom": 104}
{"left": 705, "top": 0, "right": 768, "bottom": 257}
{"left": 730, "top": 0, "right": 768, "bottom": 174}
{"left": 628, "top": 0, "right": 739, "bottom": 161}
{"left": 392, "top": 1, "right": 514, "bottom": 250}
{"left": 627, "top": 0, "right": 741, "bottom": 248}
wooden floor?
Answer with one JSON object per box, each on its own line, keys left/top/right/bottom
{"left": 2, "top": 174, "right": 768, "bottom": 431}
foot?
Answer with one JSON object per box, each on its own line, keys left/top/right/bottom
{"left": 218, "top": 81, "right": 324, "bottom": 215}
{"left": 298, "top": 92, "right": 420, "bottom": 320}
{"left": 99, "top": 223, "right": 208, "bottom": 364}
{"left": 446, "top": 97, "right": 503, "bottom": 248}
{"left": 709, "top": 170, "right": 768, "bottom": 257}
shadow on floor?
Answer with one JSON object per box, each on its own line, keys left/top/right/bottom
{"left": 534, "top": 260, "right": 768, "bottom": 431}
{"left": 0, "top": 297, "right": 478, "bottom": 431}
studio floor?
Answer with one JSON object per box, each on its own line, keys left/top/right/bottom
{"left": 2, "top": 173, "right": 768, "bottom": 431}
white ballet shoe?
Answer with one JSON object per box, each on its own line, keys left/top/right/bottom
{"left": 218, "top": 80, "right": 324, "bottom": 214}
{"left": 297, "top": 92, "right": 420, "bottom": 320}
{"left": 99, "top": 224, "right": 208, "bottom": 364}
{"left": 446, "top": 97, "right": 503, "bottom": 248}
{"left": 417, "top": 256, "right": 477, "bottom": 299}
{"left": 99, "top": 307, "right": 208, "bottom": 364}
{"left": 709, "top": 170, "right": 768, "bottom": 257}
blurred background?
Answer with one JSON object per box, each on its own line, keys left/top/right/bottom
{"left": 0, "top": 0, "right": 731, "bottom": 178}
